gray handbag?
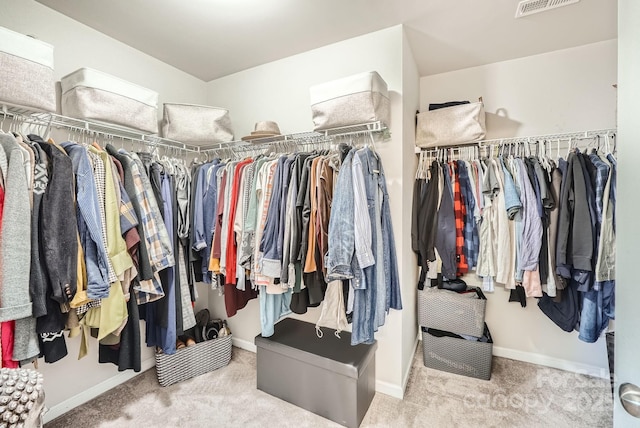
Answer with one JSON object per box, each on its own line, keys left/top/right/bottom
{"left": 416, "top": 100, "right": 486, "bottom": 148}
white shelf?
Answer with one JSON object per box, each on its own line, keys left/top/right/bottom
{"left": 1, "top": 103, "right": 390, "bottom": 155}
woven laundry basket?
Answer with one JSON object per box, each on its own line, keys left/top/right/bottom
{"left": 422, "top": 326, "right": 493, "bottom": 380}
{"left": 155, "top": 335, "right": 232, "bottom": 387}
{"left": 418, "top": 287, "right": 487, "bottom": 337}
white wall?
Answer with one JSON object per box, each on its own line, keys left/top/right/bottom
{"left": 419, "top": 40, "right": 618, "bottom": 374}
{"left": 401, "top": 29, "right": 420, "bottom": 389}
{"left": 421, "top": 40, "right": 617, "bottom": 140}
{"left": 1, "top": 0, "right": 208, "bottom": 420}
{"left": 615, "top": 1, "right": 640, "bottom": 426}
{"left": 206, "top": 25, "right": 416, "bottom": 397}
{"left": 2, "top": 0, "right": 208, "bottom": 117}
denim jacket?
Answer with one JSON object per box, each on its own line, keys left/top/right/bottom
{"left": 351, "top": 148, "right": 402, "bottom": 345}
{"left": 61, "top": 142, "right": 111, "bottom": 299}
{"left": 326, "top": 150, "right": 357, "bottom": 282}
{"left": 260, "top": 156, "right": 287, "bottom": 277}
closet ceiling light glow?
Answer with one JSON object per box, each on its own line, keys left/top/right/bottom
{"left": 515, "top": 0, "right": 581, "bottom": 18}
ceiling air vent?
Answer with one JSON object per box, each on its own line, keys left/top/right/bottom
{"left": 515, "top": 0, "right": 580, "bottom": 18}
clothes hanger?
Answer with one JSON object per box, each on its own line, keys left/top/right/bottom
{"left": 604, "top": 133, "right": 611, "bottom": 155}
{"left": 592, "top": 135, "right": 601, "bottom": 154}
{"left": 539, "top": 140, "right": 550, "bottom": 170}
{"left": 611, "top": 133, "right": 617, "bottom": 155}
{"left": 416, "top": 151, "right": 424, "bottom": 179}
{"left": 365, "top": 131, "right": 379, "bottom": 160}
{"left": 9, "top": 114, "right": 19, "bottom": 134}
{"left": 0, "top": 109, "right": 6, "bottom": 132}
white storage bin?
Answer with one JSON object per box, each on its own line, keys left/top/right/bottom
{"left": 310, "top": 71, "right": 390, "bottom": 131}
{"left": 0, "top": 26, "right": 56, "bottom": 112}
{"left": 61, "top": 68, "right": 159, "bottom": 133}
{"left": 161, "top": 103, "right": 234, "bottom": 143}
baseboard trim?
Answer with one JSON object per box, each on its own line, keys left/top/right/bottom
{"left": 43, "top": 357, "right": 156, "bottom": 423}
{"left": 399, "top": 332, "right": 420, "bottom": 398}
{"left": 492, "top": 346, "right": 609, "bottom": 379}
{"left": 375, "top": 379, "right": 404, "bottom": 399}
{"left": 233, "top": 336, "right": 257, "bottom": 353}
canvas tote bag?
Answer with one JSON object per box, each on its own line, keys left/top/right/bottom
{"left": 416, "top": 100, "right": 486, "bottom": 148}
{"left": 315, "top": 280, "right": 348, "bottom": 338}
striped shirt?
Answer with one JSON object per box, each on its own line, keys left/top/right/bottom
{"left": 128, "top": 153, "right": 175, "bottom": 272}
{"left": 352, "top": 153, "right": 375, "bottom": 269}
{"left": 118, "top": 181, "right": 139, "bottom": 234}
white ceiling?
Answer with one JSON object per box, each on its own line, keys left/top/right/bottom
{"left": 36, "top": 0, "right": 617, "bottom": 82}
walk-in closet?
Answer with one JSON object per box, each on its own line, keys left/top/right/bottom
{"left": 0, "top": 1, "right": 639, "bottom": 427}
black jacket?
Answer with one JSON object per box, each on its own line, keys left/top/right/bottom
{"left": 36, "top": 138, "right": 78, "bottom": 308}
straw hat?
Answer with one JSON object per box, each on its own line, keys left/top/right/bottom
{"left": 241, "top": 121, "right": 282, "bottom": 141}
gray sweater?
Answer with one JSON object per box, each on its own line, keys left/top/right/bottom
{"left": 0, "top": 133, "right": 33, "bottom": 321}
{"left": 0, "top": 133, "right": 40, "bottom": 362}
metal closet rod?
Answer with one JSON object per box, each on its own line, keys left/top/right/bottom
{"left": 476, "top": 128, "right": 616, "bottom": 147}
{"left": 226, "top": 136, "right": 332, "bottom": 152}
{"left": 416, "top": 128, "right": 617, "bottom": 153}
{"left": 200, "top": 124, "right": 389, "bottom": 155}
{"left": 1, "top": 104, "right": 389, "bottom": 156}
{"left": 1, "top": 103, "right": 203, "bottom": 153}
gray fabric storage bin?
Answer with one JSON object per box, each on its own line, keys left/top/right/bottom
{"left": 418, "top": 287, "right": 487, "bottom": 337}
{"left": 0, "top": 26, "right": 55, "bottom": 112}
{"left": 155, "top": 335, "right": 232, "bottom": 387}
{"left": 422, "top": 326, "right": 493, "bottom": 380}
{"left": 61, "top": 68, "right": 159, "bottom": 133}
{"left": 310, "top": 71, "right": 390, "bottom": 131}
{"left": 255, "top": 318, "right": 376, "bottom": 428}
{"left": 161, "top": 103, "right": 234, "bottom": 143}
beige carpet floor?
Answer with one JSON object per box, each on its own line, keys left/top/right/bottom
{"left": 45, "top": 344, "right": 612, "bottom": 427}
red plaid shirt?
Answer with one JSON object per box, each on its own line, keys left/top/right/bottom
{"left": 450, "top": 162, "right": 468, "bottom": 276}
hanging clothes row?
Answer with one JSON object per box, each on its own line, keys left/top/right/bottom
{"left": 412, "top": 134, "right": 616, "bottom": 343}
{"left": 189, "top": 139, "right": 402, "bottom": 346}
{"left": 0, "top": 125, "right": 197, "bottom": 371}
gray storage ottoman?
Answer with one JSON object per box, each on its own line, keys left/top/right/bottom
{"left": 255, "top": 318, "right": 376, "bottom": 428}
